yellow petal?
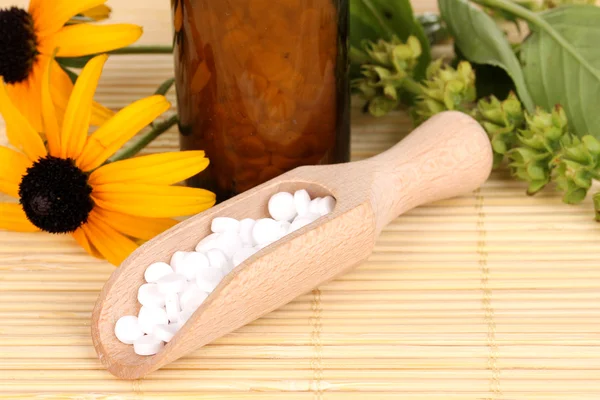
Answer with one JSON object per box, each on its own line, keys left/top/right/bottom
{"left": 91, "top": 184, "right": 216, "bottom": 218}
{"left": 29, "top": 0, "right": 107, "bottom": 39}
{"left": 91, "top": 102, "right": 115, "bottom": 126}
{"left": 82, "top": 213, "right": 139, "bottom": 266}
{"left": 0, "top": 79, "right": 47, "bottom": 161}
{"left": 4, "top": 57, "right": 45, "bottom": 132}
{"left": 79, "top": 4, "right": 112, "bottom": 22}
{"left": 39, "top": 24, "right": 143, "bottom": 58}
{"left": 94, "top": 207, "right": 178, "bottom": 240}
{"left": 72, "top": 227, "right": 102, "bottom": 259}
{"left": 0, "top": 147, "right": 31, "bottom": 198}
{"left": 60, "top": 55, "right": 108, "bottom": 159}
{"left": 40, "top": 56, "right": 61, "bottom": 157}
{"left": 77, "top": 95, "right": 171, "bottom": 171}
{"left": 0, "top": 203, "right": 39, "bottom": 232}
{"left": 27, "top": 0, "right": 43, "bottom": 16}
{"left": 48, "top": 61, "right": 114, "bottom": 129}
{"left": 5, "top": 83, "right": 40, "bottom": 133}
{"left": 89, "top": 151, "right": 209, "bottom": 186}
{"left": 46, "top": 59, "right": 73, "bottom": 129}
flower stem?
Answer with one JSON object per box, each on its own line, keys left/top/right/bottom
{"left": 401, "top": 77, "right": 424, "bottom": 96}
{"left": 473, "top": 0, "right": 580, "bottom": 65}
{"left": 149, "top": 78, "right": 177, "bottom": 128}
{"left": 154, "top": 78, "right": 176, "bottom": 96}
{"left": 108, "top": 115, "right": 179, "bottom": 163}
{"left": 110, "top": 46, "right": 174, "bottom": 55}
{"left": 472, "top": 0, "right": 548, "bottom": 27}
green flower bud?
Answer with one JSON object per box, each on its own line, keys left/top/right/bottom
{"left": 353, "top": 36, "right": 422, "bottom": 117}
{"left": 593, "top": 192, "right": 600, "bottom": 222}
{"left": 519, "top": 106, "right": 568, "bottom": 152}
{"left": 508, "top": 106, "right": 570, "bottom": 195}
{"left": 367, "top": 96, "right": 398, "bottom": 118}
{"left": 475, "top": 93, "right": 525, "bottom": 167}
{"left": 552, "top": 135, "right": 600, "bottom": 204}
{"left": 509, "top": 146, "right": 553, "bottom": 194}
{"left": 413, "top": 60, "right": 476, "bottom": 124}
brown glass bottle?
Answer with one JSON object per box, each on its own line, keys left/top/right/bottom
{"left": 172, "top": 0, "right": 349, "bottom": 202}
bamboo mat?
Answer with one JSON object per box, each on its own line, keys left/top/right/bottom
{"left": 2, "top": 0, "right": 600, "bottom": 398}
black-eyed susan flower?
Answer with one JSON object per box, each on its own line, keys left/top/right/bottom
{"left": 0, "top": 0, "right": 142, "bottom": 132}
{"left": 0, "top": 54, "right": 215, "bottom": 266}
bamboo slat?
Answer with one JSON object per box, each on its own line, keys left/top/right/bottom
{"left": 1, "top": 0, "right": 600, "bottom": 398}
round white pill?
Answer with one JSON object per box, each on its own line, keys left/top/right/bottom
{"left": 294, "top": 189, "right": 312, "bottom": 216}
{"left": 138, "top": 283, "right": 165, "bottom": 308}
{"left": 268, "top": 192, "right": 297, "bottom": 222}
{"left": 303, "top": 212, "right": 321, "bottom": 222}
{"left": 165, "top": 293, "right": 181, "bottom": 323}
{"left": 289, "top": 217, "right": 312, "bottom": 233}
{"left": 196, "top": 266, "right": 225, "bottom": 293}
{"left": 172, "top": 320, "right": 185, "bottom": 331}
{"left": 195, "top": 233, "right": 221, "bottom": 253}
{"left": 206, "top": 248, "right": 230, "bottom": 270}
{"left": 138, "top": 306, "right": 168, "bottom": 335}
{"left": 180, "top": 289, "right": 208, "bottom": 312}
{"left": 319, "top": 196, "right": 336, "bottom": 216}
{"left": 215, "top": 230, "right": 243, "bottom": 258}
{"left": 154, "top": 324, "right": 178, "bottom": 343}
{"left": 254, "top": 242, "right": 272, "bottom": 251}
{"left": 179, "top": 308, "right": 194, "bottom": 324}
{"left": 278, "top": 220, "right": 291, "bottom": 237}
{"left": 175, "top": 252, "right": 209, "bottom": 281}
{"left": 211, "top": 217, "right": 240, "bottom": 233}
{"left": 170, "top": 251, "right": 190, "bottom": 271}
{"left": 239, "top": 218, "right": 256, "bottom": 246}
{"left": 180, "top": 287, "right": 208, "bottom": 310}
{"left": 232, "top": 247, "right": 258, "bottom": 267}
{"left": 180, "top": 286, "right": 196, "bottom": 309}
{"left": 308, "top": 197, "right": 322, "bottom": 214}
{"left": 134, "top": 334, "right": 164, "bottom": 356}
{"left": 114, "top": 315, "right": 144, "bottom": 345}
{"left": 144, "top": 262, "right": 173, "bottom": 283}
{"left": 252, "top": 218, "right": 282, "bottom": 245}
{"left": 157, "top": 273, "right": 187, "bottom": 295}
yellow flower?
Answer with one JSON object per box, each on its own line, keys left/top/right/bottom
{"left": 0, "top": 0, "right": 142, "bottom": 132}
{"left": 0, "top": 55, "right": 215, "bottom": 266}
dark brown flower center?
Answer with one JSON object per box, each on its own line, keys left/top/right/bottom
{"left": 19, "top": 156, "right": 94, "bottom": 234}
{"left": 0, "top": 7, "right": 38, "bottom": 84}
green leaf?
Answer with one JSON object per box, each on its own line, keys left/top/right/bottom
{"left": 519, "top": 5, "right": 600, "bottom": 138}
{"left": 438, "top": 0, "right": 535, "bottom": 111}
{"left": 350, "top": 0, "right": 389, "bottom": 45}
{"left": 349, "top": 0, "right": 431, "bottom": 79}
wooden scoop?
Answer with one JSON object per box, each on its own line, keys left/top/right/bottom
{"left": 91, "top": 111, "right": 493, "bottom": 379}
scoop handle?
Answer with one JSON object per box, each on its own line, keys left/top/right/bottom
{"left": 367, "top": 111, "right": 493, "bottom": 232}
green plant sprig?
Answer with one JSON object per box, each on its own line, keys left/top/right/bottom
{"left": 355, "top": 34, "right": 600, "bottom": 221}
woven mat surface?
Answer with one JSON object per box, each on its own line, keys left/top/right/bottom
{"left": 1, "top": 0, "right": 600, "bottom": 398}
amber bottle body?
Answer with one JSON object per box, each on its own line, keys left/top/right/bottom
{"left": 173, "top": 0, "right": 350, "bottom": 201}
